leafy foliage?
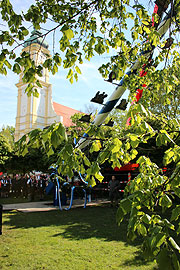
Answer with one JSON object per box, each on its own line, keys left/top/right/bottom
{"left": 0, "top": 125, "right": 15, "bottom": 148}
{"left": 0, "top": 133, "right": 12, "bottom": 171}
{"left": 1, "top": 0, "right": 180, "bottom": 268}
{"left": 0, "top": 0, "right": 178, "bottom": 94}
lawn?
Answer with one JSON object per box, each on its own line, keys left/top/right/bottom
{"left": 0, "top": 205, "right": 157, "bottom": 270}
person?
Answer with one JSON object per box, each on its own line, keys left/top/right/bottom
{"left": 38, "top": 175, "right": 46, "bottom": 200}
{"left": 22, "top": 175, "right": 28, "bottom": 198}
{"left": 0, "top": 177, "right": 6, "bottom": 198}
{"left": 16, "top": 176, "right": 22, "bottom": 197}
{"left": 11, "top": 175, "right": 16, "bottom": 196}
{"left": 6, "top": 176, "right": 11, "bottom": 198}
{"left": 108, "top": 175, "right": 119, "bottom": 207}
{"left": 1, "top": 176, "right": 9, "bottom": 198}
{"left": 28, "top": 175, "right": 37, "bottom": 201}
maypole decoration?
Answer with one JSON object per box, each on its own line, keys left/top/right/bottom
{"left": 77, "top": 0, "right": 174, "bottom": 150}
{"left": 126, "top": 0, "right": 171, "bottom": 126}
{"left": 52, "top": 173, "right": 87, "bottom": 211}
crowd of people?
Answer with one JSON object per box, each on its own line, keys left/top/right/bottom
{"left": 0, "top": 174, "right": 50, "bottom": 201}
{"left": 0, "top": 173, "right": 125, "bottom": 206}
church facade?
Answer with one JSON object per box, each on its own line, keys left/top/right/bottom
{"left": 15, "top": 30, "right": 81, "bottom": 141}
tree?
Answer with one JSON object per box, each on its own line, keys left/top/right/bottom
{"left": 148, "top": 64, "right": 180, "bottom": 119}
{"left": 0, "top": 133, "right": 12, "bottom": 171}
{"left": 1, "top": 0, "right": 180, "bottom": 268}
{"left": 84, "top": 103, "right": 99, "bottom": 114}
{"left": 0, "top": 125, "right": 15, "bottom": 148}
{"left": 0, "top": 0, "right": 178, "bottom": 95}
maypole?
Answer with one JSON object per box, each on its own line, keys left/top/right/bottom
{"left": 77, "top": 1, "right": 174, "bottom": 150}
{"left": 56, "top": 1, "right": 176, "bottom": 210}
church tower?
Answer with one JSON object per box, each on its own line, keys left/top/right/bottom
{"left": 15, "top": 30, "right": 62, "bottom": 141}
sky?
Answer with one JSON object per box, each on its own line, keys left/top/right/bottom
{"left": 0, "top": 0, "right": 154, "bottom": 129}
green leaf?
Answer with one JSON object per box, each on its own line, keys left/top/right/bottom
{"left": 64, "top": 28, "right": 74, "bottom": 40}
{"left": 164, "top": 149, "right": 174, "bottom": 165}
{"left": 41, "top": 132, "right": 49, "bottom": 143}
{"left": 136, "top": 223, "right": 147, "bottom": 236}
{"left": 159, "top": 194, "right": 172, "bottom": 209}
{"left": 95, "top": 172, "right": 104, "bottom": 182}
{"left": 116, "top": 207, "right": 124, "bottom": 225}
{"left": 36, "top": 80, "right": 42, "bottom": 88}
{"left": 164, "top": 219, "right": 175, "bottom": 230}
{"left": 22, "top": 147, "right": 28, "bottom": 156}
{"left": 52, "top": 63, "right": 58, "bottom": 75}
{"left": 156, "top": 248, "right": 172, "bottom": 270}
{"left": 172, "top": 253, "right": 180, "bottom": 270}
{"left": 141, "top": 214, "right": 151, "bottom": 224}
{"left": 88, "top": 176, "right": 96, "bottom": 187}
{"left": 129, "top": 134, "right": 139, "bottom": 141}
{"left": 13, "top": 63, "right": 21, "bottom": 74}
{"left": 111, "top": 138, "right": 122, "bottom": 153}
{"left": 47, "top": 147, "right": 54, "bottom": 157}
{"left": 160, "top": 130, "right": 174, "bottom": 144}
{"left": 22, "top": 28, "right": 29, "bottom": 36}
{"left": 120, "top": 198, "right": 132, "bottom": 214}
{"left": 133, "top": 4, "right": 144, "bottom": 9}
{"left": 57, "top": 123, "right": 67, "bottom": 141}
{"left": 171, "top": 205, "right": 180, "bottom": 221}
{"left": 143, "top": 26, "right": 151, "bottom": 34}
{"left": 90, "top": 140, "right": 101, "bottom": 153}
{"left": 169, "top": 237, "right": 180, "bottom": 252}
{"left": 137, "top": 156, "right": 151, "bottom": 166}
{"left": 69, "top": 76, "right": 73, "bottom": 84}
{"left": 83, "top": 155, "right": 91, "bottom": 167}
{"left": 91, "top": 162, "right": 100, "bottom": 175}
{"left": 174, "top": 188, "right": 180, "bottom": 199}
{"left": 156, "top": 134, "right": 163, "bottom": 147}
{"left": 51, "top": 131, "right": 60, "bottom": 149}
{"left": 130, "top": 149, "right": 138, "bottom": 159}
{"left": 67, "top": 69, "right": 73, "bottom": 79}
{"left": 129, "top": 134, "right": 139, "bottom": 148}
{"left": 151, "top": 233, "right": 166, "bottom": 249}
{"left": 142, "top": 20, "right": 149, "bottom": 26}
{"left": 97, "top": 151, "right": 109, "bottom": 164}
{"left": 4, "top": 60, "right": 12, "bottom": 69}
{"left": 94, "top": 39, "right": 106, "bottom": 55}
{"left": 75, "top": 66, "right": 81, "bottom": 74}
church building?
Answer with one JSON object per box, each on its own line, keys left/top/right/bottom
{"left": 14, "top": 30, "right": 81, "bottom": 141}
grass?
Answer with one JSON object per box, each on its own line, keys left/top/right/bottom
{"left": 0, "top": 204, "right": 157, "bottom": 270}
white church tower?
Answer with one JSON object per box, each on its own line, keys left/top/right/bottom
{"left": 15, "top": 29, "right": 62, "bottom": 141}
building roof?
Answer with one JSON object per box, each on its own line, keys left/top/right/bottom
{"left": 53, "top": 102, "right": 82, "bottom": 127}
{"left": 24, "top": 29, "right": 49, "bottom": 49}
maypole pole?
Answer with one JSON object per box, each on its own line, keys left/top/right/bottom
{"left": 77, "top": 1, "right": 174, "bottom": 150}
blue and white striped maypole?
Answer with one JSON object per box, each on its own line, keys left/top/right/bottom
{"left": 76, "top": 6, "right": 174, "bottom": 150}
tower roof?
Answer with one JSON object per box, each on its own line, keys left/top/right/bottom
{"left": 24, "top": 29, "right": 49, "bottom": 49}
{"left": 53, "top": 102, "right": 82, "bottom": 127}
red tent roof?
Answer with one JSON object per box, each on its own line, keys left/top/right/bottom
{"left": 53, "top": 102, "right": 82, "bottom": 127}
{"left": 114, "top": 164, "right": 139, "bottom": 171}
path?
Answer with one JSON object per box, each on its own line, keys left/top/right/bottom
{"left": 2, "top": 199, "right": 109, "bottom": 213}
